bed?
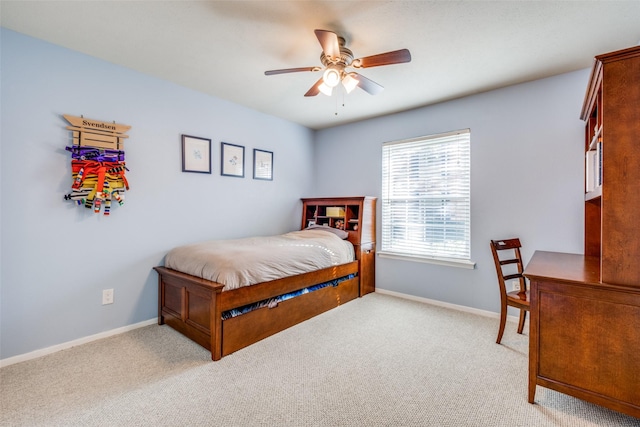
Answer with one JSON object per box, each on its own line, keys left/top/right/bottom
{"left": 154, "top": 228, "right": 363, "bottom": 361}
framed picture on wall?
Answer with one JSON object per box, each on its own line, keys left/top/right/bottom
{"left": 253, "top": 149, "right": 273, "bottom": 181}
{"left": 182, "top": 135, "right": 211, "bottom": 174}
{"left": 221, "top": 142, "right": 245, "bottom": 177}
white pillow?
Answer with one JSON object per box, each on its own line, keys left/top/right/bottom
{"left": 304, "top": 224, "right": 349, "bottom": 239}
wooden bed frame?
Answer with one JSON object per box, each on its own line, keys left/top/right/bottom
{"left": 154, "top": 261, "right": 360, "bottom": 360}
{"left": 155, "top": 196, "right": 376, "bottom": 361}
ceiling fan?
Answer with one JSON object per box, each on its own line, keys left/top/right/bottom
{"left": 264, "top": 29, "right": 411, "bottom": 97}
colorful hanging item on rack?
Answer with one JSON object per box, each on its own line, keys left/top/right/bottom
{"left": 63, "top": 115, "right": 131, "bottom": 215}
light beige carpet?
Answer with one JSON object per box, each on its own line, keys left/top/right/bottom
{"left": 1, "top": 293, "right": 638, "bottom": 426}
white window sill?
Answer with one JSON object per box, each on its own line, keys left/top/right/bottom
{"left": 378, "top": 251, "right": 476, "bottom": 269}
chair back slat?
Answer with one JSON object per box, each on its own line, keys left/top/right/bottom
{"left": 492, "top": 239, "right": 521, "bottom": 250}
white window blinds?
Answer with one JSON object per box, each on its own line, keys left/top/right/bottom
{"left": 381, "top": 129, "right": 471, "bottom": 261}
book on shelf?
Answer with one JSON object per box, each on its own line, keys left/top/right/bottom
{"left": 586, "top": 150, "right": 596, "bottom": 192}
{"left": 596, "top": 142, "right": 602, "bottom": 187}
{"left": 585, "top": 144, "right": 602, "bottom": 193}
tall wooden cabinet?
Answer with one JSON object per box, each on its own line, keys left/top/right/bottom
{"left": 524, "top": 46, "right": 640, "bottom": 418}
{"left": 582, "top": 45, "right": 640, "bottom": 285}
{"left": 301, "top": 197, "right": 376, "bottom": 295}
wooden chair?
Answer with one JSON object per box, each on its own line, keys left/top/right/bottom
{"left": 490, "top": 238, "right": 530, "bottom": 344}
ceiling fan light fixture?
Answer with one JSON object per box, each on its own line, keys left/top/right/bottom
{"left": 322, "top": 67, "right": 341, "bottom": 88}
{"left": 264, "top": 29, "right": 409, "bottom": 98}
{"left": 318, "top": 82, "right": 333, "bottom": 96}
{"left": 342, "top": 73, "right": 359, "bottom": 94}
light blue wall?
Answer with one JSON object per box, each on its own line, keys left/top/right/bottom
{"left": 0, "top": 29, "right": 315, "bottom": 359}
{"left": 1, "top": 27, "right": 591, "bottom": 361}
{"left": 313, "top": 69, "right": 589, "bottom": 313}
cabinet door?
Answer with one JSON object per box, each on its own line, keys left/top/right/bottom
{"left": 600, "top": 50, "right": 640, "bottom": 287}
{"left": 536, "top": 280, "right": 640, "bottom": 413}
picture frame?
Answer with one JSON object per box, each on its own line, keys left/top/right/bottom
{"left": 221, "top": 142, "right": 245, "bottom": 177}
{"left": 253, "top": 149, "right": 273, "bottom": 181}
{"left": 181, "top": 135, "right": 211, "bottom": 174}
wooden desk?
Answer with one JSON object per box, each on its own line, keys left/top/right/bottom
{"left": 524, "top": 251, "right": 640, "bottom": 418}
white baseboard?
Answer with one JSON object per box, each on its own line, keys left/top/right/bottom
{"left": 2, "top": 292, "right": 518, "bottom": 368}
{"left": 0, "top": 318, "right": 157, "bottom": 368}
{"left": 374, "top": 288, "right": 521, "bottom": 323}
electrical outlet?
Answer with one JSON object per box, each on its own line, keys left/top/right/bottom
{"left": 511, "top": 281, "right": 521, "bottom": 292}
{"left": 102, "top": 289, "right": 114, "bottom": 305}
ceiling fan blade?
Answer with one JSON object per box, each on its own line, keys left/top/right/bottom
{"left": 265, "top": 67, "right": 321, "bottom": 76}
{"left": 353, "top": 49, "right": 411, "bottom": 68}
{"left": 304, "top": 78, "right": 324, "bottom": 97}
{"left": 314, "top": 29, "right": 340, "bottom": 61}
{"left": 352, "top": 73, "right": 384, "bottom": 95}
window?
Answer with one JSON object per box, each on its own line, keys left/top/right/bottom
{"left": 381, "top": 129, "right": 472, "bottom": 267}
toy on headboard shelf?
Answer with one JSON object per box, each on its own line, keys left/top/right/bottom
{"left": 62, "top": 115, "right": 131, "bottom": 215}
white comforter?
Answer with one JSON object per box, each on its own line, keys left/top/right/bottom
{"left": 164, "top": 229, "right": 355, "bottom": 291}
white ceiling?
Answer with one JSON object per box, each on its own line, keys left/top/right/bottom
{"left": 2, "top": 1, "right": 640, "bottom": 130}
